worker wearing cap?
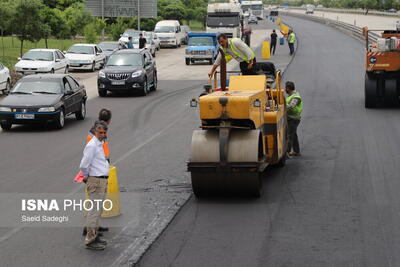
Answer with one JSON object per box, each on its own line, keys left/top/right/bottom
{"left": 208, "top": 33, "right": 257, "bottom": 78}
{"left": 285, "top": 81, "right": 302, "bottom": 157}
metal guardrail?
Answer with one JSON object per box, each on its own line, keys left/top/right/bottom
{"left": 281, "top": 11, "right": 380, "bottom": 43}
{"left": 284, "top": 6, "right": 400, "bottom": 18}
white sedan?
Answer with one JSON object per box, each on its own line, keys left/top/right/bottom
{"left": 64, "top": 44, "right": 106, "bottom": 72}
{"left": 14, "top": 49, "right": 68, "bottom": 75}
{"left": 0, "top": 63, "right": 11, "bottom": 94}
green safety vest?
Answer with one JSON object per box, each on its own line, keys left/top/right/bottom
{"left": 286, "top": 91, "right": 303, "bottom": 120}
{"left": 288, "top": 32, "right": 296, "bottom": 44}
{"left": 222, "top": 38, "right": 255, "bottom": 63}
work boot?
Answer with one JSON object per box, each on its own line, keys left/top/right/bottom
{"left": 82, "top": 227, "right": 104, "bottom": 236}
{"left": 85, "top": 241, "right": 106, "bottom": 251}
{"left": 95, "top": 236, "right": 108, "bottom": 245}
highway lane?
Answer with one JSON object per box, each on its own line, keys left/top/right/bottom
{"left": 0, "top": 20, "right": 284, "bottom": 266}
{"left": 137, "top": 16, "right": 400, "bottom": 267}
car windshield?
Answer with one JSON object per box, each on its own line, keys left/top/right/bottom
{"left": 106, "top": 54, "right": 142, "bottom": 66}
{"left": 155, "top": 26, "right": 175, "bottom": 33}
{"left": 11, "top": 81, "right": 62, "bottom": 94}
{"left": 67, "top": 46, "right": 94, "bottom": 54}
{"left": 122, "top": 31, "right": 140, "bottom": 37}
{"left": 22, "top": 51, "right": 54, "bottom": 61}
{"left": 188, "top": 37, "right": 214, "bottom": 46}
{"left": 99, "top": 43, "right": 119, "bottom": 51}
{"left": 252, "top": 5, "right": 263, "bottom": 10}
{"left": 207, "top": 16, "right": 239, "bottom": 27}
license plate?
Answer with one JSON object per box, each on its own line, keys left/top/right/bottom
{"left": 15, "top": 114, "right": 35, "bottom": 119}
{"left": 111, "top": 81, "right": 125, "bottom": 85}
{"left": 24, "top": 71, "right": 35, "bottom": 75}
{"left": 70, "top": 64, "right": 80, "bottom": 67}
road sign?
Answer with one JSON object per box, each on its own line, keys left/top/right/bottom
{"left": 86, "top": 0, "right": 157, "bottom": 18}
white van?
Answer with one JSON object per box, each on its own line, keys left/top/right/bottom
{"left": 154, "top": 20, "right": 186, "bottom": 48}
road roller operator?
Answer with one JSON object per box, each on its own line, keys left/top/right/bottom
{"left": 208, "top": 33, "right": 257, "bottom": 78}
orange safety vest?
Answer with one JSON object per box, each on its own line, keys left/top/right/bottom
{"left": 86, "top": 134, "right": 110, "bottom": 159}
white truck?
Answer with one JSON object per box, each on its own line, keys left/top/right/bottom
{"left": 306, "top": 4, "right": 315, "bottom": 14}
{"left": 206, "top": 1, "right": 243, "bottom": 39}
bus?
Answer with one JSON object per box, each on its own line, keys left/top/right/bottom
{"left": 241, "top": 1, "right": 264, "bottom": 20}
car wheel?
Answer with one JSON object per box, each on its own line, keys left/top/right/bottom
{"left": 98, "top": 89, "right": 107, "bottom": 97}
{"left": 0, "top": 122, "right": 12, "bottom": 131}
{"left": 140, "top": 79, "right": 148, "bottom": 96}
{"left": 5, "top": 79, "right": 11, "bottom": 94}
{"left": 64, "top": 66, "right": 69, "bottom": 74}
{"left": 50, "top": 69, "right": 55, "bottom": 74}
{"left": 54, "top": 109, "right": 65, "bottom": 129}
{"left": 91, "top": 62, "right": 96, "bottom": 72}
{"left": 178, "top": 41, "right": 181, "bottom": 48}
{"left": 75, "top": 101, "right": 86, "bottom": 120}
{"left": 151, "top": 73, "right": 157, "bottom": 91}
{"left": 185, "top": 58, "right": 190, "bottom": 65}
{"left": 152, "top": 51, "right": 156, "bottom": 57}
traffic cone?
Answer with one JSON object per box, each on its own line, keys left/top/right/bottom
{"left": 84, "top": 166, "right": 121, "bottom": 218}
{"left": 262, "top": 41, "right": 271, "bottom": 59}
{"left": 101, "top": 166, "right": 121, "bottom": 217}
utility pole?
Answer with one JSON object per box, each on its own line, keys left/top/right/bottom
{"left": 101, "top": 0, "right": 105, "bottom": 40}
{"left": 138, "top": 0, "right": 141, "bottom": 31}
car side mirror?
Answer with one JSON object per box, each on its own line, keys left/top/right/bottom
{"left": 63, "top": 51, "right": 67, "bottom": 54}
{"left": 65, "top": 90, "right": 74, "bottom": 95}
{"left": 55, "top": 59, "right": 61, "bottom": 62}
{"left": 96, "top": 52, "right": 101, "bottom": 56}
{"left": 17, "top": 57, "right": 21, "bottom": 61}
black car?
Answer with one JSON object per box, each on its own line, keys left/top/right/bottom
{"left": 97, "top": 49, "right": 157, "bottom": 96}
{"left": 0, "top": 74, "right": 87, "bottom": 130}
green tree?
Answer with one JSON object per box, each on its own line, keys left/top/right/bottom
{"left": 13, "top": 0, "right": 49, "bottom": 56}
{"left": 108, "top": 17, "right": 128, "bottom": 41}
{"left": 63, "top": 2, "right": 92, "bottom": 37}
{"left": 84, "top": 23, "right": 97, "bottom": 43}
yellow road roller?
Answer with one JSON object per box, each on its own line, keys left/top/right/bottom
{"left": 188, "top": 69, "right": 288, "bottom": 197}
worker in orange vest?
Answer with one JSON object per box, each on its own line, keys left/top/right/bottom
{"left": 82, "top": 108, "right": 112, "bottom": 237}
{"left": 86, "top": 109, "right": 112, "bottom": 162}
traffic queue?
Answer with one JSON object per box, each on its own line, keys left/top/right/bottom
{"left": 0, "top": 20, "right": 190, "bottom": 131}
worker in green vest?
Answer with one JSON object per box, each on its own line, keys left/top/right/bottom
{"left": 287, "top": 29, "right": 296, "bottom": 55}
{"left": 208, "top": 33, "right": 257, "bottom": 78}
{"left": 285, "top": 81, "right": 303, "bottom": 157}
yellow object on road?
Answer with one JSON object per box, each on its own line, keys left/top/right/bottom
{"left": 277, "top": 17, "right": 281, "bottom": 25}
{"left": 85, "top": 166, "right": 121, "bottom": 218}
{"left": 262, "top": 41, "right": 271, "bottom": 59}
{"left": 101, "top": 166, "right": 121, "bottom": 217}
{"left": 281, "top": 24, "right": 289, "bottom": 35}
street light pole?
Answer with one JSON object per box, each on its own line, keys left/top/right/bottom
{"left": 138, "top": 0, "right": 141, "bottom": 31}
{"left": 101, "top": 0, "right": 105, "bottom": 40}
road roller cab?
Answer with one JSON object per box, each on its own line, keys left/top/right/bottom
{"left": 188, "top": 70, "right": 288, "bottom": 197}
{"left": 363, "top": 27, "right": 400, "bottom": 108}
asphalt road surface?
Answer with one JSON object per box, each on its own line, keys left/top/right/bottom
{"left": 0, "top": 20, "right": 284, "bottom": 266}
{"left": 137, "top": 16, "right": 400, "bottom": 267}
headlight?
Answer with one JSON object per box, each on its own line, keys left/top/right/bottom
{"left": 38, "top": 107, "right": 55, "bottom": 112}
{"left": 131, "top": 70, "right": 143, "bottom": 78}
{"left": 185, "top": 50, "right": 191, "bottom": 55}
{"left": 99, "top": 71, "right": 106, "bottom": 78}
{"left": 0, "top": 107, "right": 11, "bottom": 112}
{"left": 206, "top": 50, "right": 212, "bottom": 55}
